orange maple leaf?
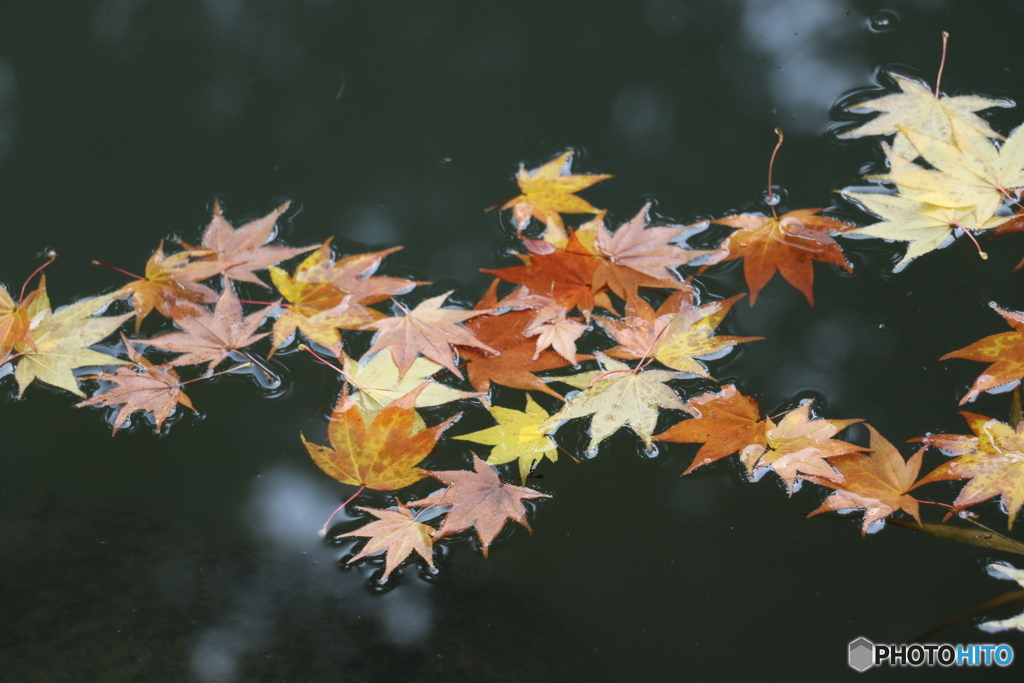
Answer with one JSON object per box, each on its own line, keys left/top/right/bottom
{"left": 913, "top": 412, "right": 1024, "bottom": 528}
{"left": 268, "top": 241, "right": 419, "bottom": 356}
{"left": 807, "top": 425, "right": 924, "bottom": 535}
{"left": 302, "top": 386, "right": 459, "bottom": 491}
{"left": 408, "top": 454, "right": 550, "bottom": 557}
{"left": 362, "top": 291, "right": 497, "bottom": 379}
{"left": 700, "top": 208, "right": 857, "bottom": 305}
{"left": 0, "top": 283, "right": 39, "bottom": 365}
{"left": 481, "top": 232, "right": 615, "bottom": 315}
{"left": 941, "top": 303, "right": 1024, "bottom": 404}
{"left": 113, "top": 242, "right": 219, "bottom": 331}
{"left": 653, "top": 384, "right": 765, "bottom": 474}
{"left": 498, "top": 151, "right": 612, "bottom": 230}
{"left": 457, "top": 282, "right": 581, "bottom": 402}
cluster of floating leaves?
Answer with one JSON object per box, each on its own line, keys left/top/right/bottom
{"left": 5, "top": 38, "right": 1024, "bottom": 614}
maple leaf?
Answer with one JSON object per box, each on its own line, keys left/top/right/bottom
{"left": 341, "top": 350, "right": 480, "bottom": 416}
{"left": 842, "top": 190, "right": 1007, "bottom": 270}
{"left": 913, "top": 412, "right": 1024, "bottom": 528}
{"left": 591, "top": 204, "right": 707, "bottom": 300}
{"left": 879, "top": 120, "right": 1024, "bottom": 228}
{"left": 738, "top": 402, "right": 864, "bottom": 493}
{"left": 597, "top": 290, "right": 760, "bottom": 377}
{"left": 13, "top": 283, "right": 131, "bottom": 397}
{"left": 339, "top": 504, "right": 435, "bottom": 582}
{"left": 457, "top": 283, "right": 580, "bottom": 402}
{"left": 140, "top": 284, "right": 272, "bottom": 373}
{"left": 520, "top": 302, "right": 587, "bottom": 364}
{"left": 653, "top": 384, "right": 765, "bottom": 475}
{"left": 76, "top": 334, "right": 195, "bottom": 434}
{"left": 181, "top": 201, "right": 316, "bottom": 285}
{"left": 454, "top": 394, "right": 558, "bottom": 483}
{"left": 840, "top": 72, "right": 1012, "bottom": 159}
{"left": 114, "top": 242, "right": 219, "bottom": 331}
{"left": 270, "top": 299, "right": 384, "bottom": 357}
{"left": 408, "top": 454, "right": 550, "bottom": 557}
{"left": 700, "top": 208, "right": 857, "bottom": 305}
{"left": 544, "top": 353, "right": 684, "bottom": 453}
{"left": 978, "top": 563, "right": 1024, "bottom": 633}
{"left": 941, "top": 303, "right": 1024, "bottom": 405}
{"left": 0, "top": 283, "right": 38, "bottom": 365}
{"left": 302, "top": 386, "right": 459, "bottom": 491}
{"left": 362, "top": 291, "right": 497, "bottom": 379}
{"left": 807, "top": 425, "right": 923, "bottom": 534}
{"left": 498, "top": 151, "right": 612, "bottom": 231}
{"left": 267, "top": 242, "right": 420, "bottom": 356}
{"left": 482, "top": 232, "right": 615, "bottom": 315}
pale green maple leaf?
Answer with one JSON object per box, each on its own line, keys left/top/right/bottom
{"left": 14, "top": 288, "right": 130, "bottom": 397}
{"left": 543, "top": 353, "right": 683, "bottom": 453}
{"left": 342, "top": 350, "right": 479, "bottom": 417}
{"left": 841, "top": 72, "right": 1012, "bottom": 159}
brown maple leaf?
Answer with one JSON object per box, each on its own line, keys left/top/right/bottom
{"left": 912, "top": 412, "right": 1024, "bottom": 528}
{"left": 481, "top": 231, "right": 615, "bottom": 315}
{"left": 653, "top": 384, "right": 765, "bottom": 475}
{"left": 139, "top": 284, "right": 272, "bottom": 373}
{"left": 181, "top": 201, "right": 316, "bottom": 285}
{"left": 498, "top": 150, "right": 612, "bottom": 231}
{"left": 700, "top": 208, "right": 857, "bottom": 305}
{"left": 339, "top": 504, "right": 435, "bottom": 582}
{"left": 597, "top": 290, "right": 760, "bottom": 377}
{"left": 807, "top": 425, "right": 923, "bottom": 535}
{"left": 591, "top": 204, "right": 707, "bottom": 300}
{"left": 457, "top": 282, "right": 580, "bottom": 401}
{"left": 941, "top": 304, "right": 1024, "bottom": 404}
{"left": 114, "top": 242, "right": 219, "bottom": 331}
{"left": 362, "top": 291, "right": 497, "bottom": 379}
{"left": 76, "top": 334, "right": 196, "bottom": 434}
{"left": 738, "top": 402, "right": 864, "bottom": 493}
{"left": 408, "top": 454, "right": 550, "bottom": 557}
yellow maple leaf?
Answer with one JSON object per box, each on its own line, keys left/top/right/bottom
{"left": 499, "top": 151, "right": 612, "bottom": 232}
{"left": 843, "top": 190, "right": 1008, "bottom": 270}
{"left": 454, "top": 394, "right": 557, "bottom": 483}
{"left": 878, "top": 120, "right": 1024, "bottom": 228}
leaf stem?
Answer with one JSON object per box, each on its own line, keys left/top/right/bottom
{"left": 934, "top": 31, "right": 950, "bottom": 97}
{"left": 178, "top": 362, "right": 253, "bottom": 386}
{"left": 320, "top": 485, "right": 365, "bottom": 537}
{"left": 767, "top": 128, "right": 784, "bottom": 220}
{"left": 238, "top": 349, "right": 278, "bottom": 383}
{"left": 298, "top": 344, "right": 358, "bottom": 385}
{"left": 20, "top": 251, "right": 56, "bottom": 302}
{"left": 91, "top": 259, "right": 142, "bottom": 281}
{"left": 1011, "top": 385, "right": 1022, "bottom": 429}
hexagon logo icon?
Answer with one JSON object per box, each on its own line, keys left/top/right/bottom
{"left": 849, "top": 637, "right": 874, "bottom": 672}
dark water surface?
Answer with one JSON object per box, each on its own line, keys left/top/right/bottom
{"left": 2, "top": 1, "right": 1024, "bottom": 681}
